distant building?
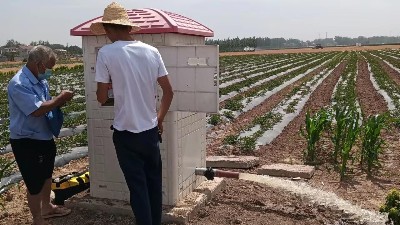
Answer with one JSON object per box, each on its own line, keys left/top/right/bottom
{"left": 0, "top": 47, "right": 18, "bottom": 61}
{"left": 0, "top": 47, "right": 18, "bottom": 55}
{"left": 54, "top": 49, "right": 68, "bottom": 59}
{"left": 18, "top": 45, "right": 34, "bottom": 60}
{"left": 0, "top": 45, "right": 33, "bottom": 61}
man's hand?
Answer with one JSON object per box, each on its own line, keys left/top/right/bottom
{"left": 31, "top": 90, "right": 74, "bottom": 117}
{"left": 60, "top": 90, "right": 74, "bottom": 103}
{"left": 157, "top": 120, "right": 164, "bottom": 135}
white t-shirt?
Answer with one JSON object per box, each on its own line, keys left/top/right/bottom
{"left": 95, "top": 40, "right": 168, "bottom": 133}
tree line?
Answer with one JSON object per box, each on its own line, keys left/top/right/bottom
{"left": 206, "top": 36, "right": 400, "bottom": 52}
{"left": 2, "top": 39, "right": 83, "bottom": 55}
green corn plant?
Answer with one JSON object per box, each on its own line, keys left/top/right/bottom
{"left": 0, "top": 160, "right": 15, "bottom": 208}
{"left": 222, "top": 110, "right": 235, "bottom": 120}
{"left": 360, "top": 114, "right": 386, "bottom": 175}
{"left": 208, "top": 114, "right": 222, "bottom": 126}
{"left": 380, "top": 189, "right": 400, "bottom": 225}
{"left": 390, "top": 109, "right": 400, "bottom": 129}
{"left": 340, "top": 109, "right": 360, "bottom": 180}
{"left": 223, "top": 134, "right": 239, "bottom": 145}
{"left": 224, "top": 99, "right": 243, "bottom": 111}
{"left": 301, "top": 108, "right": 332, "bottom": 164}
{"left": 331, "top": 105, "right": 347, "bottom": 163}
{"left": 0, "top": 159, "right": 14, "bottom": 180}
{"left": 238, "top": 136, "right": 256, "bottom": 152}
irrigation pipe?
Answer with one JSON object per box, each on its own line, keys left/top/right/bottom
{"left": 0, "top": 146, "right": 88, "bottom": 195}
{"left": 0, "top": 124, "right": 87, "bottom": 155}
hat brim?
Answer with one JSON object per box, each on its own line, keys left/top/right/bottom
{"left": 90, "top": 21, "right": 141, "bottom": 35}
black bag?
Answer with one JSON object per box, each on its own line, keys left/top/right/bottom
{"left": 51, "top": 171, "right": 90, "bottom": 205}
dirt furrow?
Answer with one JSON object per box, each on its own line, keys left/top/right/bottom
{"left": 257, "top": 61, "right": 347, "bottom": 163}
{"left": 207, "top": 65, "right": 327, "bottom": 156}
{"left": 377, "top": 57, "right": 400, "bottom": 86}
{"left": 356, "top": 58, "right": 388, "bottom": 117}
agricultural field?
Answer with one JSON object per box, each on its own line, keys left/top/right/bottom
{"left": 206, "top": 49, "right": 400, "bottom": 224}
{"left": 2, "top": 48, "right": 400, "bottom": 224}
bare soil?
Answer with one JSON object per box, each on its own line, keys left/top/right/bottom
{"left": 186, "top": 179, "right": 357, "bottom": 225}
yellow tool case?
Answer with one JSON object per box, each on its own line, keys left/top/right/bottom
{"left": 51, "top": 171, "right": 90, "bottom": 205}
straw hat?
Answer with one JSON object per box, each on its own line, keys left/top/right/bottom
{"left": 90, "top": 2, "right": 141, "bottom": 35}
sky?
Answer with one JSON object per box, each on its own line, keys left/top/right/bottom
{"left": 0, "top": 0, "right": 398, "bottom": 47}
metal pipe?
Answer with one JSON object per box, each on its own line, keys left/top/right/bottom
{"left": 195, "top": 167, "right": 239, "bottom": 180}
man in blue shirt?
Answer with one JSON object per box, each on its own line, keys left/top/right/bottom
{"left": 8, "top": 45, "right": 74, "bottom": 225}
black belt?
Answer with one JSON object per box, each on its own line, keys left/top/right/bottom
{"left": 110, "top": 125, "right": 162, "bottom": 143}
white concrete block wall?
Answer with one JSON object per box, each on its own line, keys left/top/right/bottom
{"left": 164, "top": 33, "right": 205, "bottom": 46}
{"left": 88, "top": 118, "right": 129, "bottom": 201}
{"left": 83, "top": 34, "right": 211, "bottom": 206}
{"left": 83, "top": 36, "right": 114, "bottom": 120}
{"left": 159, "top": 111, "right": 207, "bottom": 204}
{"left": 176, "top": 112, "right": 207, "bottom": 200}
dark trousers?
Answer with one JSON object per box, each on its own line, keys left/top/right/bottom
{"left": 112, "top": 126, "right": 162, "bottom": 225}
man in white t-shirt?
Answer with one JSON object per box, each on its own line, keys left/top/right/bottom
{"left": 90, "top": 3, "right": 173, "bottom": 225}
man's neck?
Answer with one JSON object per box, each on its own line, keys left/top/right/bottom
{"left": 115, "top": 34, "right": 134, "bottom": 42}
{"left": 26, "top": 62, "right": 38, "bottom": 77}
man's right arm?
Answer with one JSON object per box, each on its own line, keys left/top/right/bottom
{"left": 31, "top": 90, "right": 73, "bottom": 117}
{"left": 94, "top": 50, "right": 111, "bottom": 104}
{"left": 96, "top": 82, "right": 109, "bottom": 104}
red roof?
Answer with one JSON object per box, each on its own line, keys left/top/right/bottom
{"left": 70, "top": 8, "right": 213, "bottom": 37}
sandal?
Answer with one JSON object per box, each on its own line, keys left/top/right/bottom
{"left": 32, "top": 220, "right": 51, "bottom": 225}
{"left": 42, "top": 206, "right": 71, "bottom": 219}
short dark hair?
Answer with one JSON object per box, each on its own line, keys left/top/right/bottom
{"left": 103, "top": 23, "right": 131, "bottom": 32}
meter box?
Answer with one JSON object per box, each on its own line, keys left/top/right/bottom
{"left": 71, "top": 8, "right": 218, "bottom": 205}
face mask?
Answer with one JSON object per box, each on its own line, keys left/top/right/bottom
{"left": 38, "top": 69, "right": 52, "bottom": 81}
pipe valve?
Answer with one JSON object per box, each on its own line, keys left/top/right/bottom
{"left": 195, "top": 167, "right": 239, "bottom": 180}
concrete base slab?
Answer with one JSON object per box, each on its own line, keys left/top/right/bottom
{"left": 162, "top": 192, "right": 207, "bottom": 224}
{"left": 206, "top": 155, "right": 259, "bottom": 169}
{"left": 65, "top": 178, "right": 226, "bottom": 224}
{"left": 257, "top": 163, "right": 315, "bottom": 179}
{"left": 194, "top": 177, "right": 225, "bottom": 201}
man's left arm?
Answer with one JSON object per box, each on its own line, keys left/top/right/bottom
{"left": 157, "top": 76, "right": 173, "bottom": 134}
